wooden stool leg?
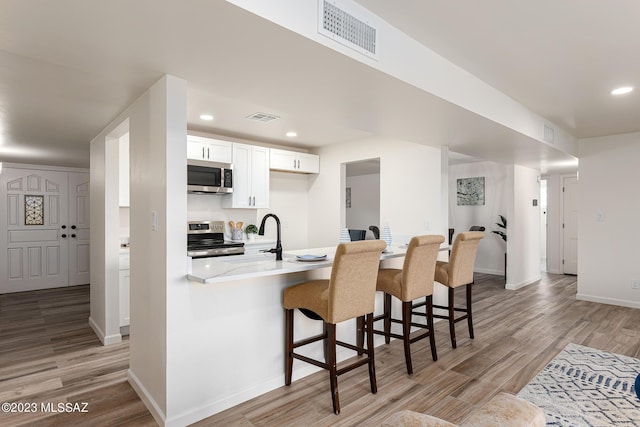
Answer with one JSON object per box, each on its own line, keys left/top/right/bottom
{"left": 448, "top": 287, "right": 457, "bottom": 348}
{"left": 356, "top": 315, "right": 364, "bottom": 356}
{"left": 285, "top": 309, "right": 294, "bottom": 385}
{"left": 326, "top": 323, "right": 340, "bottom": 414}
{"left": 366, "top": 313, "right": 377, "bottom": 394}
{"left": 383, "top": 293, "right": 392, "bottom": 344}
{"left": 401, "top": 301, "right": 413, "bottom": 374}
{"left": 426, "top": 295, "right": 437, "bottom": 361}
{"left": 467, "top": 283, "right": 474, "bottom": 340}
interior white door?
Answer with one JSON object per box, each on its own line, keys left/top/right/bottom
{"left": 1, "top": 169, "right": 70, "bottom": 293}
{"left": 68, "top": 172, "right": 90, "bottom": 286}
{"left": 562, "top": 176, "right": 578, "bottom": 275}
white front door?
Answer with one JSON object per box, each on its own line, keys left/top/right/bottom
{"left": 1, "top": 169, "right": 70, "bottom": 292}
{"left": 0, "top": 168, "right": 90, "bottom": 293}
{"left": 68, "top": 172, "right": 90, "bottom": 286}
{"left": 562, "top": 176, "right": 578, "bottom": 275}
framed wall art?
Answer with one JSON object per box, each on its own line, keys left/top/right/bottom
{"left": 457, "top": 177, "right": 485, "bottom": 206}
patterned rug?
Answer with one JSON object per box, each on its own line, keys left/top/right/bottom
{"left": 518, "top": 343, "right": 640, "bottom": 426}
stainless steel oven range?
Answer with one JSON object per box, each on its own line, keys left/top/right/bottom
{"left": 187, "top": 221, "right": 244, "bottom": 258}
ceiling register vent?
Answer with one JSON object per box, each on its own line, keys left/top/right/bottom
{"left": 246, "top": 112, "right": 280, "bottom": 123}
{"left": 319, "top": 0, "right": 379, "bottom": 59}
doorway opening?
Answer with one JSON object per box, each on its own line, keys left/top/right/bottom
{"left": 343, "top": 158, "right": 380, "bottom": 240}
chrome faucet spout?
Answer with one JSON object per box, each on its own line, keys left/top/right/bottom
{"left": 258, "top": 213, "right": 283, "bottom": 261}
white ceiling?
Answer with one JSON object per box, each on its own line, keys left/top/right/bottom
{"left": 1, "top": 1, "right": 637, "bottom": 172}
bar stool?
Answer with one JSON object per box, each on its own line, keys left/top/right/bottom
{"left": 283, "top": 239, "right": 386, "bottom": 415}
{"left": 431, "top": 231, "right": 484, "bottom": 348}
{"left": 367, "top": 234, "right": 444, "bottom": 374}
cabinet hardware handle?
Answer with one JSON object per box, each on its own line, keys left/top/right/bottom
{"left": 293, "top": 159, "right": 296, "bottom": 168}
{"left": 61, "top": 234, "right": 67, "bottom": 238}
{"left": 61, "top": 225, "right": 67, "bottom": 229}
{"left": 202, "top": 147, "right": 205, "bottom": 158}
{"left": 71, "top": 234, "right": 76, "bottom": 238}
{"left": 252, "top": 196, "right": 255, "bottom": 206}
{"left": 297, "top": 160, "right": 300, "bottom": 169}
{"left": 71, "top": 225, "right": 77, "bottom": 230}
{"left": 207, "top": 147, "right": 210, "bottom": 159}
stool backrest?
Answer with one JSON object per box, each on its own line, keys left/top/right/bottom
{"left": 402, "top": 235, "right": 445, "bottom": 301}
{"left": 328, "top": 240, "right": 386, "bottom": 323}
{"left": 448, "top": 231, "right": 484, "bottom": 287}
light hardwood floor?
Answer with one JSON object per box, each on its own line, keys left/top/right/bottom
{"left": 2, "top": 273, "right": 639, "bottom": 426}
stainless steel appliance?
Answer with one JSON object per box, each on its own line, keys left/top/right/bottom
{"left": 187, "top": 159, "right": 233, "bottom": 194}
{"left": 187, "top": 221, "right": 244, "bottom": 258}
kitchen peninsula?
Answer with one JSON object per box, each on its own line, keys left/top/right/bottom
{"left": 182, "top": 244, "right": 411, "bottom": 419}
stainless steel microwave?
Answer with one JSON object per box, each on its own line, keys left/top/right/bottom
{"left": 187, "top": 159, "right": 233, "bottom": 194}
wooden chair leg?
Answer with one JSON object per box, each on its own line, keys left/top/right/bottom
{"left": 467, "top": 283, "right": 474, "bottom": 340}
{"left": 426, "top": 295, "right": 437, "bottom": 361}
{"left": 401, "top": 301, "right": 413, "bottom": 374}
{"left": 448, "top": 287, "right": 457, "bottom": 348}
{"left": 366, "top": 313, "right": 377, "bottom": 394}
{"left": 285, "top": 309, "right": 294, "bottom": 385}
{"left": 326, "top": 323, "right": 340, "bottom": 414}
{"left": 383, "top": 293, "right": 392, "bottom": 344}
{"left": 356, "top": 315, "right": 364, "bottom": 355}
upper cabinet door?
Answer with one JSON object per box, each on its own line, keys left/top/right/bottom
{"left": 187, "top": 135, "right": 232, "bottom": 163}
{"left": 223, "top": 143, "right": 269, "bottom": 209}
{"left": 269, "top": 148, "right": 319, "bottom": 174}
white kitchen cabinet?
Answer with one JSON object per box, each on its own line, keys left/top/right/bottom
{"left": 119, "top": 251, "right": 130, "bottom": 328}
{"left": 187, "top": 135, "right": 233, "bottom": 163}
{"left": 119, "top": 133, "right": 130, "bottom": 206}
{"left": 270, "top": 148, "right": 319, "bottom": 174}
{"left": 223, "top": 143, "right": 269, "bottom": 209}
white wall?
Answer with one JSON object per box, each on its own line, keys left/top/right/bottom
{"left": 448, "top": 161, "right": 507, "bottom": 275}
{"left": 346, "top": 173, "right": 380, "bottom": 231}
{"left": 506, "top": 165, "right": 541, "bottom": 289}
{"left": 577, "top": 132, "right": 640, "bottom": 309}
{"left": 90, "top": 75, "right": 188, "bottom": 425}
{"left": 309, "top": 137, "right": 444, "bottom": 247}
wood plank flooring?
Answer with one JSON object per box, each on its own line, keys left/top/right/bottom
{"left": 2, "top": 273, "right": 640, "bottom": 426}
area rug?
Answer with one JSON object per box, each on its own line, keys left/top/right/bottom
{"left": 517, "top": 343, "right": 640, "bottom": 426}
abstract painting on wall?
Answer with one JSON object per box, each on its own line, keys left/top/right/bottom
{"left": 457, "top": 177, "right": 485, "bottom": 206}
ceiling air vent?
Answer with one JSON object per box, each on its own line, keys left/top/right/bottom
{"left": 318, "top": 0, "right": 379, "bottom": 60}
{"left": 246, "top": 112, "right": 280, "bottom": 123}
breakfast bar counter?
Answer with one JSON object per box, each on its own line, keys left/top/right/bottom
{"left": 187, "top": 245, "right": 409, "bottom": 284}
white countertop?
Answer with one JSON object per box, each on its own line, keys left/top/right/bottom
{"left": 188, "top": 244, "right": 409, "bottom": 284}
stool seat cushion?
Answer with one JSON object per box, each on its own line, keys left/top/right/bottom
{"left": 283, "top": 280, "right": 329, "bottom": 321}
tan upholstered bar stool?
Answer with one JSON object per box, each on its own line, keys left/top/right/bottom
{"left": 283, "top": 240, "right": 386, "bottom": 415}
{"left": 431, "top": 231, "right": 484, "bottom": 348}
{"left": 368, "top": 234, "right": 444, "bottom": 374}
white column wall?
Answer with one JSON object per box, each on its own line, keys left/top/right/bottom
{"left": 506, "top": 165, "right": 541, "bottom": 289}
{"left": 308, "top": 137, "right": 443, "bottom": 247}
{"left": 90, "top": 75, "right": 188, "bottom": 424}
{"left": 577, "top": 132, "right": 640, "bottom": 308}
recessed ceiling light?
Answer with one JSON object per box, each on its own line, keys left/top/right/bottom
{"left": 200, "top": 114, "right": 214, "bottom": 121}
{"left": 611, "top": 86, "right": 634, "bottom": 95}
{"left": 285, "top": 131, "right": 297, "bottom": 138}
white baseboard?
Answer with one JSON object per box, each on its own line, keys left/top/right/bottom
{"left": 88, "top": 316, "right": 121, "bottom": 345}
{"left": 576, "top": 293, "right": 640, "bottom": 309}
{"left": 474, "top": 267, "right": 505, "bottom": 276}
{"left": 127, "top": 369, "right": 167, "bottom": 426}
{"left": 505, "top": 276, "right": 541, "bottom": 290}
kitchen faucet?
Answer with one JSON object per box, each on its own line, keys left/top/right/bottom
{"left": 258, "top": 213, "right": 283, "bottom": 261}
